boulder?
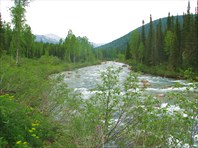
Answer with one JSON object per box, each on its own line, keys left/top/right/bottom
{"left": 141, "top": 79, "right": 151, "bottom": 87}
{"left": 156, "top": 93, "right": 166, "bottom": 98}
{"left": 122, "top": 64, "right": 127, "bottom": 67}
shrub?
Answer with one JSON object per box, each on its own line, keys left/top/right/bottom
{"left": 0, "top": 94, "right": 34, "bottom": 147}
{"left": 38, "top": 55, "right": 61, "bottom": 65}
{"left": 0, "top": 94, "right": 62, "bottom": 147}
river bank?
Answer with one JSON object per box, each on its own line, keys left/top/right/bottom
{"left": 1, "top": 56, "right": 197, "bottom": 147}
{"left": 0, "top": 55, "right": 103, "bottom": 147}
{"left": 60, "top": 61, "right": 198, "bottom": 147}
{"left": 122, "top": 60, "right": 198, "bottom": 81}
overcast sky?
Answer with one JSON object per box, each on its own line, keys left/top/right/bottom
{"left": 1, "top": 0, "right": 197, "bottom": 43}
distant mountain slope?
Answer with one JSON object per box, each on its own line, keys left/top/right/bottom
{"left": 91, "top": 42, "right": 105, "bottom": 48}
{"left": 96, "top": 16, "right": 183, "bottom": 51}
{"left": 35, "top": 34, "right": 62, "bottom": 44}
{"left": 35, "top": 34, "right": 104, "bottom": 47}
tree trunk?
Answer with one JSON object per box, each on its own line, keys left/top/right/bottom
{"left": 16, "top": 48, "right": 19, "bottom": 65}
{"left": 73, "top": 54, "right": 76, "bottom": 64}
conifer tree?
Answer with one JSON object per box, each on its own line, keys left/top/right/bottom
{"left": 195, "top": 12, "right": 198, "bottom": 70}
{"left": 174, "top": 15, "right": 182, "bottom": 69}
{"left": 182, "top": 7, "right": 195, "bottom": 68}
{"left": 141, "top": 20, "right": 146, "bottom": 47}
{"left": 0, "top": 13, "right": 4, "bottom": 52}
{"left": 154, "top": 19, "right": 162, "bottom": 65}
{"left": 166, "top": 12, "right": 172, "bottom": 31}
{"left": 146, "top": 14, "right": 154, "bottom": 65}
{"left": 181, "top": 0, "right": 198, "bottom": 69}
{"left": 190, "top": 15, "right": 197, "bottom": 68}
{"left": 141, "top": 20, "right": 146, "bottom": 63}
{"left": 171, "top": 15, "right": 175, "bottom": 31}
{"left": 164, "top": 12, "right": 177, "bottom": 68}
{"left": 3, "top": 23, "right": 12, "bottom": 54}
{"left": 125, "top": 42, "right": 131, "bottom": 60}
{"left": 157, "top": 18, "right": 165, "bottom": 64}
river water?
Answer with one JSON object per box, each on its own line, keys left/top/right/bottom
{"left": 62, "top": 61, "right": 192, "bottom": 99}
{"left": 61, "top": 61, "right": 198, "bottom": 146}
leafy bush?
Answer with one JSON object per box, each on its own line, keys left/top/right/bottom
{"left": 0, "top": 56, "right": 69, "bottom": 147}
{"left": 0, "top": 94, "right": 38, "bottom": 147}
{"left": 1, "top": 54, "right": 197, "bottom": 147}
{"left": 38, "top": 55, "right": 61, "bottom": 65}
{"left": 53, "top": 66, "right": 197, "bottom": 147}
{"left": 0, "top": 94, "right": 63, "bottom": 147}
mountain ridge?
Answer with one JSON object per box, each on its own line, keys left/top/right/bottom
{"left": 35, "top": 34, "right": 104, "bottom": 47}
{"left": 35, "top": 34, "right": 62, "bottom": 44}
{"left": 96, "top": 15, "right": 183, "bottom": 51}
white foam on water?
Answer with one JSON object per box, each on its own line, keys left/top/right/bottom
{"left": 61, "top": 61, "right": 197, "bottom": 99}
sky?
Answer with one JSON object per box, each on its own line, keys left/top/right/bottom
{"left": 0, "top": 0, "right": 197, "bottom": 43}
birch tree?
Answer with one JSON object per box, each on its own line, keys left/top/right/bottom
{"left": 10, "top": 0, "right": 29, "bottom": 65}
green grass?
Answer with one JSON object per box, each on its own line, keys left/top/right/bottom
{"left": 0, "top": 54, "right": 101, "bottom": 147}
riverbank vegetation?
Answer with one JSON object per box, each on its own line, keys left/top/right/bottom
{"left": 1, "top": 61, "right": 197, "bottom": 147}
{"left": 0, "top": 54, "right": 101, "bottom": 147}
{"left": 60, "top": 68, "right": 198, "bottom": 147}
{"left": 126, "top": 10, "right": 198, "bottom": 80}
{"left": 0, "top": 0, "right": 99, "bottom": 147}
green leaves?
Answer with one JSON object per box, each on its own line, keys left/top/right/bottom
{"left": 164, "top": 30, "right": 175, "bottom": 56}
{"left": 61, "top": 66, "right": 197, "bottom": 147}
{"left": 83, "top": 67, "right": 141, "bottom": 146}
{"left": 0, "top": 94, "right": 33, "bottom": 147}
{"left": 129, "top": 30, "right": 141, "bottom": 63}
{"left": 1, "top": 51, "right": 197, "bottom": 147}
{"left": 10, "top": 0, "right": 27, "bottom": 65}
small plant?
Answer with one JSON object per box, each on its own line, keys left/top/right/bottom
{"left": 0, "top": 94, "right": 31, "bottom": 147}
{"left": 0, "top": 94, "right": 60, "bottom": 147}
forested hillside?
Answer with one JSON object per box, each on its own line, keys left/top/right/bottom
{"left": 97, "top": 11, "right": 198, "bottom": 78}
{"left": 97, "top": 16, "right": 170, "bottom": 51}
{"left": 97, "top": 16, "right": 183, "bottom": 51}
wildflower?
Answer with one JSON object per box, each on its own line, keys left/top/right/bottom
{"left": 31, "top": 128, "right": 36, "bottom": 131}
{"left": 32, "top": 123, "right": 39, "bottom": 126}
{"left": 23, "top": 142, "right": 28, "bottom": 145}
{"left": 16, "top": 141, "right": 22, "bottom": 144}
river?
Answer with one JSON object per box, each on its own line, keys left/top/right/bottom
{"left": 61, "top": 61, "right": 198, "bottom": 147}
{"left": 62, "top": 61, "right": 192, "bottom": 99}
